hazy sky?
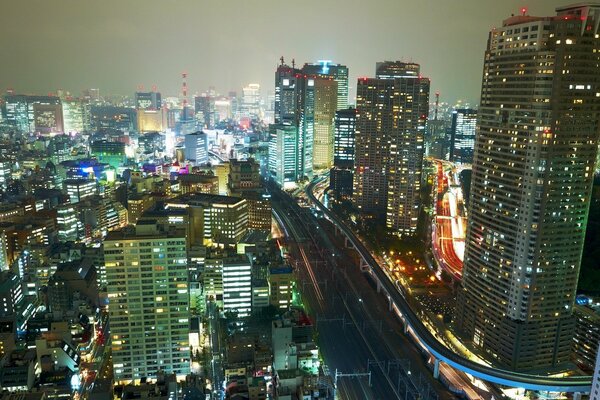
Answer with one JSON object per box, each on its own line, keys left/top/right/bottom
{"left": 0, "top": 0, "right": 569, "bottom": 105}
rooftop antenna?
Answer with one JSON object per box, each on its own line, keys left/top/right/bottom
{"left": 291, "top": 58, "right": 296, "bottom": 69}
{"left": 520, "top": 7, "right": 527, "bottom": 16}
{"left": 280, "top": 56, "right": 285, "bottom": 66}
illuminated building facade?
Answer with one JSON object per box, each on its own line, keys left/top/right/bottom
{"left": 135, "top": 91, "right": 161, "bottom": 110}
{"left": 166, "top": 193, "right": 249, "bottom": 247}
{"left": 64, "top": 179, "right": 97, "bottom": 204}
{"left": 330, "top": 107, "right": 356, "bottom": 197}
{"left": 184, "top": 131, "right": 208, "bottom": 165}
{"left": 268, "top": 123, "right": 299, "bottom": 188}
{"left": 104, "top": 221, "right": 190, "bottom": 382}
{"left": 456, "top": 4, "right": 600, "bottom": 371}
{"left": 449, "top": 108, "right": 477, "bottom": 164}
{"left": 302, "top": 61, "right": 349, "bottom": 110}
{"left": 312, "top": 78, "right": 337, "bottom": 170}
{"left": 61, "top": 99, "right": 85, "bottom": 134}
{"left": 222, "top": 255, "right": 253, "bottom": 317}
{"left": 353, "top": 61, "right": 429, "bottom": 234}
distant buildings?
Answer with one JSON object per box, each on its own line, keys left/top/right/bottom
{"left": 456, "top": 3, "right": 600, "bottom": 371}
{"left": 448, "top": 108, "right": 477, "bottom": 164}
{"left": 184, "top": 131, "right": 208, "bottom": 165}
{"left": 330, "top": 107, "right": 356, "bottom": 198}
{"left": 353, "top": 61, "right": 429, "bottom": 235}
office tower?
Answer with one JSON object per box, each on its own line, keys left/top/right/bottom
{"left": 241, "top": 83, "right": 262, "bottom": 119}
{"left": 194, "top": 95, "right": 214, "bottom": 129}
{"left": 56, "top": 204, "right": 79, "bottom": 242}
{"left": 3, "top": 95, "right": 29, "bottom": 132}
{"left": 214, "top": 98, "right": 232, "bottom": 122}
{"left": 104, "top": 221, "right": 190, "bottom": 382}
{"left": 449, "top": 108, "right": 477, "bottom": 164}
{"left": 184, "top": 131, "right": 208, "bottom": 165}
{"left": 135, "top": 91, "right": 162, "bottom": 110}
{"left": 303, "top": 61, "right": 349, "bottom": 110}
{"left": 61, "top": 99, "right": 85, "bottom": 134}
{"left": 228, "top": 158, "right": 271, "bottom": 232}
{"left": 3, "top": 95, "right": 62, "bottom": 133}
{"left": 273, "top": 61, "right": 338, "bottom": 181}
{"left": 64, "top": 179, "right": 97, "bottom": 204}
{"left": 137, "top": 109, "right": 164, "bottom": 132}
{"left": 274, "top": 63, "right": 300, "bottom": 124}
{"left": 330, "top": 107, "right": 356, "bottom": 197}
{"left": 455, "top": 4, "right": 600, "bottom": 371}
{"left": 33, "top": 102, "right": 64, "bottom": 134}
{"left": 166, "top": 193, "right": 249, "bottom": 247}
{"left": 90, "top": 105, "right": 137, "bottom": 132}
{"left": 353, "top": 62, "right": 429, "bottom": 235}
{"left": 269, "top": 266, "right": 294, "bottom": 310}
{"left": 268, "top": 123, "right": 299, "bottom": 188}
{"left": 222, "top": 254, "right": 253, "bottom": 317}
{"left": 312, "top": 78, "right": 337, "bottom": 170}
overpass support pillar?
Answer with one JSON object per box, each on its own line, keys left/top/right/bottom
{"left": 402, "top": 318, "right": 408, "bottom": 334}
{"left": 359, "top": 258, "right": 369, "bottom": 272}
{"left": 573, "top": 393, "right": 582, "bottom": 400}
{"left": 344, "top": 236, "right": 350, "bottom": 248}
{"left": 433, "top": 358, "right": 440, "bottom": 379}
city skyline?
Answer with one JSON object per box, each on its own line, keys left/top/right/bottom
{"left": 0, "top": 0, "right": 571, "bottom": 105}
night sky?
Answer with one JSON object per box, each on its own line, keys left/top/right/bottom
{"left": 1, "top": 0, "right": 569, "bottom": 104}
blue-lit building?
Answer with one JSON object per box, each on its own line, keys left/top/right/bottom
{"left": 302, "top": 61, "right": 349, "bottom": 110}
{"left": 448, "top": 108, "right": 477, "bottom": 164}
{"left": 184, "top": 131, "right": 208, "bottom": 165}
{"left": 268, "top": 123, "right": 299, "bottom": 188}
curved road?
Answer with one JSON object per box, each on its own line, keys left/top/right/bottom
{"left": 305, "top": 178, "right": 592, "bottom": 394}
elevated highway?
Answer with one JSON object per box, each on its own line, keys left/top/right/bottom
{"left": 305, "top": 178, "right": 592, "bottom": 394}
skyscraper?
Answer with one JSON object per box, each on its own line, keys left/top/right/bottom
{"left": 303, "top": 61, "right": 349, "bottom": 110}
{"left": 353, "top": 62, "right": 429, "bottom": 234}
{"left": 272, "top": 60, "right": 338, "bottom": 182}
{"left": 455, "top": 4, "right": 600, "bottom": 371}
{"left": 448, "top": 108, "right": 477, "bottom": 164}
{"left": 104, "top": 221, "right": 190, "bottom": 382}
{"left": 330, "top": 107, "right": 356, "bottom": 197}
{"left": 268, "top": 123, "right": 299, "bottom": 188}
{"left": 311, "top": 78, "right": 337, "bottom": 170}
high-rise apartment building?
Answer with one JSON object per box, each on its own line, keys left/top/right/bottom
{"left": 353, "top": 62, "right": 429, "bottom": 234}
{"left": 456, "top": 4, "right": 600, "bottom": 371}
{"left": 104, "top": 221, "right": 190, "bottom": 383}
{"left": 449, "top": 108, "right": 477, "bottom": 164}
